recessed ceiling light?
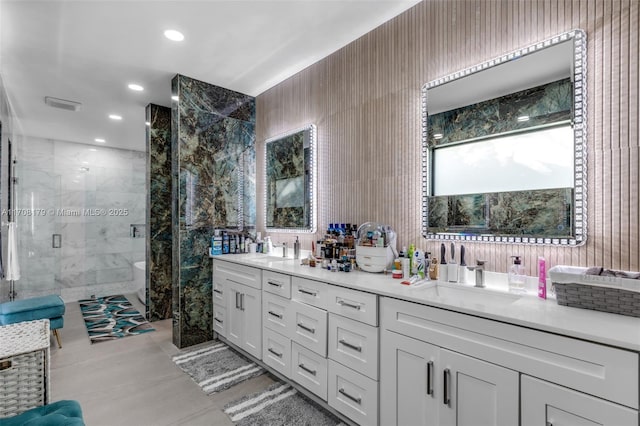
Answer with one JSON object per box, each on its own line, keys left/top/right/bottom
{"left": 128, "top": 83, "right": 144, "bottom": 91}
{"left": 108, "top": 114, "right": 122, "bottom": 120}
{"left": 94, "top": 138, "right": 106, "bottom": 143}
{"left": 164, "top": 29, "right": 184, "bottom": 42}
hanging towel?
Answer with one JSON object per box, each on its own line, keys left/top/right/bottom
{"left": 6, "top": 222, "right": 20, "bottom": 281}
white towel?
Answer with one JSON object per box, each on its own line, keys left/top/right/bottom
{"left": 6, "top": 222, "right": 20, "bottom": 281}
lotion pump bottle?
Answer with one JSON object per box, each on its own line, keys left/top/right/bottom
{"left": 294, "top": 236, "right": 300, "bottom": 259}
{"left": 508, "top": 256, "right": 526, "bottom": 294}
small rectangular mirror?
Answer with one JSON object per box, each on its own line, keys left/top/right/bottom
{"left": 264, "top": 124, "right": 316, "bottom": 233}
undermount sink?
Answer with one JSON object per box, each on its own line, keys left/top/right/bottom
{"left": 417, "top": 281, "right": 523, "bottom": 307}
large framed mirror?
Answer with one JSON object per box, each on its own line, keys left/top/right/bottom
{"left": 422, "top": 30, "right": 586, "bottom": 246}
{"left": 264, "top": 124, "right": 316, "bottom": 233}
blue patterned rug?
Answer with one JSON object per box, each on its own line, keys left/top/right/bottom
{"left": 78, "top": 295, "right": 155, "bottom": 343}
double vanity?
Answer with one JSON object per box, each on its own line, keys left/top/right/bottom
{"left": 211, "top": 253, "right": 640, "bottom": 426}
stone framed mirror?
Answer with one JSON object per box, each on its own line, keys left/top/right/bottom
{"left": 264, "top": 124, "right": 316, "bottom": 233}
{"left": 422, "top": 30, "right": 587, "bottom": 246}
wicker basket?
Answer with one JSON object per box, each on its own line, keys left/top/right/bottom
{"left": 548, "top": 266, "right": 640, "bottom": 317}
{"left": 0, "top": 319, "right": 50, "bottom": 418}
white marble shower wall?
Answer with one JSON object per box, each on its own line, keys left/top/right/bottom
{"left": 15, "top": 137, "right": 146, "bottom": 302}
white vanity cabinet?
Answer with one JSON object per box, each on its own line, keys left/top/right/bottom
{"left": 327, "top": 286, "right": 379, "bottom": 426}
{"left": 212, "top": 259, "right": 262, "bottom": 359}
{"left": 380, "top": 296, "right": 639, "bottom": 426}
{"left": 521, "top": 376, "right": 639, "bottom": 426}
{"left": 381, "top": 329, "right": 518, "bottom": 426}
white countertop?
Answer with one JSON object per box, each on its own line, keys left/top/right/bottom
{"left": 211, "top": 253, "right": 640, "bottom": 352}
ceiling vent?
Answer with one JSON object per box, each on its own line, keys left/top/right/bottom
{"left": 44, "top": 96, "right": 82, "bottom": 111}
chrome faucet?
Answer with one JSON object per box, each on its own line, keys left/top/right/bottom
{"left": 281, "top": 242, "right": 287, "bottom": 258}
{"left": 468, "top": 260, "right": 487, "bottom": 288}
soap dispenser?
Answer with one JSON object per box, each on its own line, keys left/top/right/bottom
{"left": 508, "top": 256, "right": 526, "bottom": 294}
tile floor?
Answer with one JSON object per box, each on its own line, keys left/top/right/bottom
{"left": 50, "top": 294, "right": 276, "bottom": 426}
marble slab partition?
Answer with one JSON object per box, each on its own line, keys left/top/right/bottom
{"left": 146, "top": 104, "right": 172, "bottom": 321}
{"left": 171, "top": 74, "right": 255, "bottom": 348}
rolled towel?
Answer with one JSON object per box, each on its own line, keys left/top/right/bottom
{"left": 584, "top": 266, "right": 640, "bottom": 280}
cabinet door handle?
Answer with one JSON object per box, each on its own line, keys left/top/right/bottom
{"left": 214, "top": 317, "right": 223, "bottom": 324}
{"left": 337, "top": 299, "right": 361, "bottom": 310}
{"left": 268, "top": 348, "right": 283, "bottom": 358}
{"left": 268, "top": 280, "right": 283, "bottom": 287}
{"left": 339, "top": 339, "right": 362, "bottom": 352}
{"left": 268, "top": 310, "right": 283, "bottom": 319}
{"left": 235, "top": 292, "right": 240, "bottom": 309}
{"left": 298, "top": 287, "right": 317, "bottom": 296}
{"left": 298, "top": 363, "right": 317, "bottom": 376}
{"left": 297, "top": 323, "right": 316, "bottom": 334}
{"left": 338, "top": 388, "right": 362, "bottom": 405}
{"left": 426, "top": 361, "right": 434, "bottom": 396}
{"left": 240, "top": 293, "right": 245, "bottom": 311}
{"left": 443, "top": 368, "right": 451, "bottom": 407}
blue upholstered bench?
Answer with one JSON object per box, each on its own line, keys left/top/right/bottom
{"left": 1, "top": 399, "right": 84, "bottom": 426}
{"left": 0, "top": 295, "right": 65, "bottom": 348}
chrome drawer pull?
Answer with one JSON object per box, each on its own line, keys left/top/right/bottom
{"left": 268, "top": 348, "right": 283, "bottom": 358}
{"left": 338, "top": 388, "right": 362, "bottom": 405}
{"left": 268, "top": 311, "right": 283, "bottom": 319}
{"left": 339, "top": 339, "right": 362, "bottom": 352}
{"left": 337, "top": 299, "right": 361, "bottom": 310}
{"left": 297, "top": 323, "right": 316, "bottom": 334}
{"left": 213, "top": 289, "right": 223, "bottom": 295}
{"left": 298, "top": 287, "right": 317, "bottom": 296}
{"left": 268, "top": 280, "right": 283, "bottom": 287}
{"left": 443, "top": 368, "right": 451, "bottom": 407}
{"left": 298, "top": 363, "right": 317, "bottom": 376}
{"left": 426, "top": 361, "right": 434, "bottom": 396}
{"left": 214, "top": 317, "right": 223, "bottom": 324}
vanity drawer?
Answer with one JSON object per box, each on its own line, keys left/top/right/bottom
{"left": 290, "top": 299, "right": 328, "bottom": 357}
{"left": 262, "top": 291, "right": 291, "bottom": 336}
{"left": 213, "top": 259, "right": 262, "bottom": 290}
{"left": 263, "top": 327, "right": 291, "bottom": 378}
{"left": 213, "top": 304, "right": 226, "bottom": 338}
{"left": 292, "top": 277, "right": 328, "bottom": 310}
{"left": 291, "top": 341, "right": 328, "bottom": 401}
{"left": 328, "top": 286, "right": 378, "bottom": 326}
{"left": 328, "top": 313, "right": 378, "bottom": 380}
{"left": 381, "top": 297, "right": 640, "bottom": 409}
{"left": 213, "top": 280, "right": 226, "bottom": 307}
{"left": 328, "top": 359, "right": 378, "bottom": 426}
{"left": 263, "top": 270, "right": 292, "bottom": 299}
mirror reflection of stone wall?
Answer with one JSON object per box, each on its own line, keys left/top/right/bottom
{"left": 265, "top": 125, "right": 314, "bottom": 231}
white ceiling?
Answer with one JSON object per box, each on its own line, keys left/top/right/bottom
{"left": 0, "top": 0, "right": 421, "bottom": 152}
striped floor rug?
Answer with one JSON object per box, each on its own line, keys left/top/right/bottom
{"left": 224, "top": 382, "right": 345, "bottom": 426}
{"left": 172, "top": 342, "right": 265, "bottom": 394}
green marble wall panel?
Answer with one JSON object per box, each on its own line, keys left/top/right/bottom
{"left": 428, "top": 78, "right": 572, "bottom": 146}
{"left": 146, "top": 104, "right": 172, "bottom": 322}
{"left": 428, "top": 188, "right": 572, "bottom": 237}
{"left": 171, "top": 74, "right": 255, "bottom": 348}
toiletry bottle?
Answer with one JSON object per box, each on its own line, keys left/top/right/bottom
{"left": 222, "top": 231, "right": 230, "bottom": 254}
{"left": 294, "top": 236, "right": 300, "bottom": 259}
{"left": 439, "top": 243, "right": 448, "bottom": 282}
{"left": 448, "top": 242, "right": 458, "bottom": 283}
{"left": 537, "top": 256, "right": 547, "bottom": 299}
{"left": 211, "top": 230, "right": 223, "bottom": 255}
{"left": 407, "top": 244, "right": 415, "bottom": 275}
{"left": 508, "top": 256, "right": 526, "bottom": 294}
{"left": 458, "top": 245, "right": 467, "bottom": 283}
